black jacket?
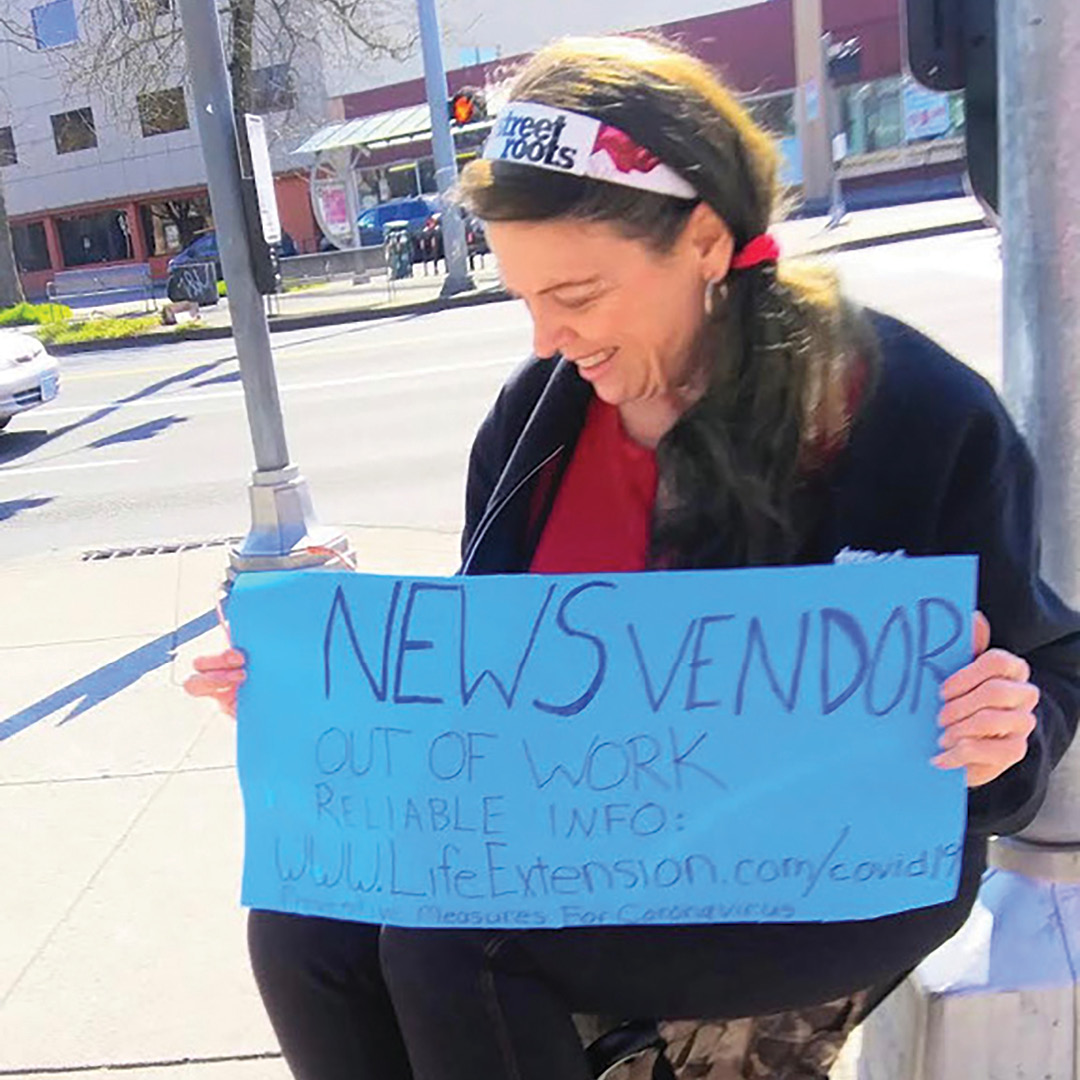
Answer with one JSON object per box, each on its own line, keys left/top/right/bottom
{"left": 460, "top": 311, "right": 1080, "bottom": 845}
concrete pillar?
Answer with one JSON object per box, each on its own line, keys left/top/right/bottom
{"left": 42, "top": 215, "right": 64, "bottom": 270}
{"left": 792, "top": 0, "right": 833, "bottom": 209}
{"left": 126, "top": 201, "right": 148, "bottom": 262}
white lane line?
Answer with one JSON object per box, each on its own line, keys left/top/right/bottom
{"left": 0, "top": 458, "right": 139, "bottom": 479}
{"left": 32, "top": 355, "right": 520, "bottom": 419}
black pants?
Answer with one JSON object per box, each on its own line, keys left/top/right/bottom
{"left": 248, "top": 892, "right": 973, "bottom": 1080}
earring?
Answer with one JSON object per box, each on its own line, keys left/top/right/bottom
{"left": 705, "top": 277, "right": 729, "bottom": 320}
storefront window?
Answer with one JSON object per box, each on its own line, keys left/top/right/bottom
{"left": 56, "top": 209, "right": 133, "bottom": 266}
{"left": 386, "top": 163, "right": 420, "bottom": 198}
{"left": 745, "top": 92, "right": 796, "bottom": 139}
{"left": 839, "top": 77, "right": 965, "bottom": 156}
{"left": 139, "top": 197, "right": 211, "bottom": 255}
{"left": 12, "top": 222, "right": 51, "bottom": 272}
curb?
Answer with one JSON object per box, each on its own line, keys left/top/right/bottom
{"left": 46, "top": 219, "right": 990, "bottom": 356}
{"left": 797, "top": 216, "right": 988, "bottom": 257}
{"left": 46, "top": 285, "right": 511, "bottom": 355}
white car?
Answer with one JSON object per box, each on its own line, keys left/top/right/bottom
{"left": 0, "top": 329, "right": 60, "bottom": 430}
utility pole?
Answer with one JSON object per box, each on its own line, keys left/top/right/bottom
{"left": 416, "top": 0, "right": 473, "bottom": 297}
{"left": 821, "top": 33, "right": 848, "bottom": 230}
{"left": 178, "top": 0, "right": 350, "bottom": 573}
{"left": 856, "top": 2, "right": 1080, "bottom": 1076}
{"left": 793, "top": 0, "right": 833, "bottom": 213}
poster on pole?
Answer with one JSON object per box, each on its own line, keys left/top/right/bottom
{"left": 229, "top": 557, "right": 975, "bottom": 930}
{"left": 244, "top": 114, "right": 283, "bottom": 245}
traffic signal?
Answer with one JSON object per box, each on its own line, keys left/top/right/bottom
{"left": 904, "top": 0, "right": 998, "bottom": 213}
{"left": 449, "top": 89, "right": 486, "bottom": 127}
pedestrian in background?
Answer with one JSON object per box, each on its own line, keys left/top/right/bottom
{"left": 186, "top": 33, "right": 1080, "bottom": 1080}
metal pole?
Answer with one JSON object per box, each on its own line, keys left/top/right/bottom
{"left": 178, "top": 0, "right": 350, "bottom": 572}
{"left": 855, "top": 3, "right": 1080, "bottom": 1075}
{"left": 416, "top": 0, "right": 474, "bottom": 297}
{"left": 822, "top": 33, "right": 847, "bottom": 230}
{"left": 997, "top": 0, "right": 1080, "bottom": 866}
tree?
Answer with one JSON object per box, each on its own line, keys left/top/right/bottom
{"left": 0, "top": 0, "right": 416, "bottom": 270}
{"left": 0, "top": 175, "right": 25, "bottom": 308}
{"left": 2, "top": 0, "right": 416, "bottom": 129}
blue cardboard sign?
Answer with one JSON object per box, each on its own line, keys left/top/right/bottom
{"left": 229, "top": 558, "right": 976, "bottom": 929}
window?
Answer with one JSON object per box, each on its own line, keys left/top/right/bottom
{"left": 251, "top": 64, "right": 296, "bottom": 114}
{"left": 745, "top": 92, "right": 796, "bottom": 139}
{"left": 137, "top": 88, "right": 189, "bottom": 137}
{"left": 0, "top": 127, "right": 16, "bottom": 167}
{"left": 139, "top": 196, "right": 212, "bottom": 255}
{"left": 51, "top": 107, "right": 97, "bottom": 154}
{"left": 838, "top": 77, "right": 966, "bottom": 156}
{"left": 31, "top": 0, "right": 78, "bottom": 49}
{"left": 12, "top": 222, "right": 51, "bottom": 273}
{"left": 57, "top": 209, "right": 133, "bottom": 267}
{"left": 121, "top": 0, "right": 172, "bottom": 21}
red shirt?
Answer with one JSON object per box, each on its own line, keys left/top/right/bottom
{"left": 531, "top": 398, "right": 658, "bottom": 574}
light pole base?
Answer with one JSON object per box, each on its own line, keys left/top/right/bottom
{"left": 855, "top": 869, "right": 1080, "bottom": 1079}
{"left": 228, "top": 464, "right": 353, "bottom": 577}
{"left": 440, "top": 273, "right": 475, "bottom": 299}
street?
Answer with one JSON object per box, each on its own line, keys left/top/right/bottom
{"left": 0, "top": 230, "right": 1002, "bottom": 563}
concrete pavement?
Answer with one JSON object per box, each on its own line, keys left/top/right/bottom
{"left": 0, "top": 528, "right": 460, "bottom": 1079}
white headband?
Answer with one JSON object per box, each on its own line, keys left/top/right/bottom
{"left": 481, "top": 101, "right": 699, "bottom": 201}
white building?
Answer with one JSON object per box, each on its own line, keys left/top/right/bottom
{"left": 0, "top": 0, "right": 335, "bottom": 295}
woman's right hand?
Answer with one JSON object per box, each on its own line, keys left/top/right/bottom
{"left": 184, "top": 649, "right": 247, "bottom": 718}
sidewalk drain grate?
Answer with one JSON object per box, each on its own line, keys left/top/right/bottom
{"left": 81, "top": 537, "right": 243, "bottom": 562}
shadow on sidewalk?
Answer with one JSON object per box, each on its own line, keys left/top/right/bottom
{"left": 0, "top": 609, "right": 217, "bottom": 743}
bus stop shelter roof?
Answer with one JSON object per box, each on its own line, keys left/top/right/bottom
{"left": 293, "top": 103, "right": 490, "bottom": 156}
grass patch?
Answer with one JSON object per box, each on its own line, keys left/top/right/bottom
{"left": 0, "top": 301, "right": 72, "bottom": 327}
{"left": 36, "top": 314, "right": 162, "bottom": 346}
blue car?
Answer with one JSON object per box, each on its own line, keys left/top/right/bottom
{"left": 166, "top": 230, "right": 298, "bottom": 284}
{"left": 356, "top": 197, "right": 439, "bottom": 249}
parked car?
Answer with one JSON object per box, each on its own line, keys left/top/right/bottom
{"left": 416, "top": 206, "right": 490, "bottom": 263}
{"left": 356, "top": 197, "right": 439, "bottom": 251}
{"left": 0, "top": 330, "right": 60, "bottom": 431}
{"left": 166, "top": 229, "right": 298, "bottom": 284}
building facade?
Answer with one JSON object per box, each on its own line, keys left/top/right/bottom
{"left": 1, "top": 0, "right": 330, "bottom": 298}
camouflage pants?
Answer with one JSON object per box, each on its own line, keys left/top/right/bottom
{"left": 579, "top": 991, "right": 870, "bottom": 1080}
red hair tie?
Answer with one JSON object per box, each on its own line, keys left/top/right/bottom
{"left": 731, "top": 234, "right": 780, "bottom": 271}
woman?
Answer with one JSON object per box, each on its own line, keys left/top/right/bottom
{"left": 186, "top": 35, "right": 1080, "bottom": 1080}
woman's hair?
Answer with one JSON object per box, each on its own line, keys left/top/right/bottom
{"left": 459, "top": 35, "right": 877, "bottom": 569}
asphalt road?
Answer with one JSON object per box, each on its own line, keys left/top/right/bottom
{"left": 0, "top": 230, "right": 1002, "bottom": 562}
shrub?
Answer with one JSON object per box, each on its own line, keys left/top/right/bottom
{"left": 36, "top": 314, "right": 161, "bottom": 346}
{"left": 0, "top": 301, "right": 72, "bottom": 327}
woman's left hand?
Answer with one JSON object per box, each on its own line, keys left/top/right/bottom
{"left": 933, "top": 611, "right": 1040, "bottom": 788}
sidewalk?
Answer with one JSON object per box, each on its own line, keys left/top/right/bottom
{"left": 45, "top": 197, "right": 989, "bottom": 354}
{"left": 0, "top": 527, "right": 459, "bottom": 1079}
{"left": 0, "top": 526, "right": 862, "bottom": 1079}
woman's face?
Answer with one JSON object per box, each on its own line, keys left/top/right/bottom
{"left": 486, "top": 209, "right": 733, "bottom": 410}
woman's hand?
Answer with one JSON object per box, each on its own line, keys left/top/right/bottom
{"left": 184, "top": 649, "right": 247, "bottom": 719}
{"left": 934, "top": 612, "right": 1039, "bottom": 788}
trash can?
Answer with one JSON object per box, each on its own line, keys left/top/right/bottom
{"left": 384, "top": 221, "right": 413, "bottom": 281}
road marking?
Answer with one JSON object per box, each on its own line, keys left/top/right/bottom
{"left": 33, "top": 355, "right": 520, "bottom": 418}
{"left": 61, "top": 323, "right": 524, "bottom": 382}
{"left": 0, "top": 458, "right": 139, "bottom": 479}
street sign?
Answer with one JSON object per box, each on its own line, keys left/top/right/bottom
{"left": 244, "top": 114, "right": 283, "bottom": 246}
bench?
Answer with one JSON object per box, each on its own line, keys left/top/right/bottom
{"left": 279, "top": 246, "right": 387, "bottom": 287}
{"left": 47, "top": 263, "right": 156, "bottom": 313}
